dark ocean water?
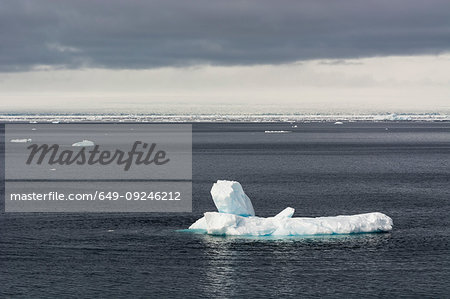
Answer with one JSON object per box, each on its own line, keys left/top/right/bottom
{"left": 1, "top": 122, "right": 449, "bottom": 298}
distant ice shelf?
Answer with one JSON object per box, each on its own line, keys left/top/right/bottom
{"left": 189, "top": 180, "right": 393, "bottom": 236}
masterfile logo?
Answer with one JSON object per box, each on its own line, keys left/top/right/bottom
{"left": 5, "top": 124, "right": 191, "bottom": 180}
{"left": 26, "top": 141, "right": 170, "bottom": 171}
{"left": 4, "top": 124, "right": 192, "bottom": 212}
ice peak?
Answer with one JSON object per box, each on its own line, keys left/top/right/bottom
{"left": 211, "top": 180, "right": 255, "bottom": 216}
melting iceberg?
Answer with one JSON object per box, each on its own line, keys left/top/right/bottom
{"left": 72, "top": 139, "right": 95, "bottom": 147}
{"left": 189, "top": 180, "right": 393, "bottom": 236}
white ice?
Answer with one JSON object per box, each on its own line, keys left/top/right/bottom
{"left": 264, "top": 130, "right": 291, "bottom": 133}
{"left": 72, "top": 140, "right": 95, "bottom": 147}
{"left": 10, "top": 138, "right": 32, "bottom": 143}
{"left": 189, "top": 180, "right": 393, "bottom": 236}
{"left": 210, "top": 180, "right": 255, "bottom": 216}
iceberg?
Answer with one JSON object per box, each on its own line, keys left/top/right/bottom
{"left": 189, "top": 180, "right": 393, "bottom": 236}
{"left": 72, "top": 139, "right": 95, "bottom": 147}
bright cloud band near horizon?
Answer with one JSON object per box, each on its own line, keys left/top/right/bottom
{"left": 1, "top": 55, "right": 449, "bottom": 114}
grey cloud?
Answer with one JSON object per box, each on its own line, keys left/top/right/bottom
{"left": 1, "top": 0, "right": 450, "bottom": 71}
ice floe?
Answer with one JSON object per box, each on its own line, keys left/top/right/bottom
{"left": 72, "top": 139, "right": 95, "bottom": 147}
{"left": 189, "top": 180, "right": 393, "bottom": 236}
{"left": 10, "top": 138, "right": 32, "bottom": 143}
{"left": 264, "top": 130, "right": 291, "bottom": 133}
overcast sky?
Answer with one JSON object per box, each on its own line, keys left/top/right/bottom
{"left": 1, "top": 0, "right": 449, "bottom": 113}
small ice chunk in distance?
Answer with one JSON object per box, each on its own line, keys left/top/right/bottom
{"left": 211, "top": 180, "right": 255, "bottom": 216}
{"left": 72, "top": 140, "right": 95, "bottom": 147}
{"left": 10, "top": 138, "right": 32, "bottom": 143}
{"left": 264, "top": 130, "right": 291, "bottom": 133}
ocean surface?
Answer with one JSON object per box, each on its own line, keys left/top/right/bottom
{"left": 1, "top": 122, "right": 449, "bottom": 297}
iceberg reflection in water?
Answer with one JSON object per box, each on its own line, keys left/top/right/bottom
{"left": 189, "top": 180, "right": 393, "bottom": 236}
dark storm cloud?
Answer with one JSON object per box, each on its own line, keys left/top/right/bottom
{"left": 1, "top": 0, "right": 450, "bottom": 71}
